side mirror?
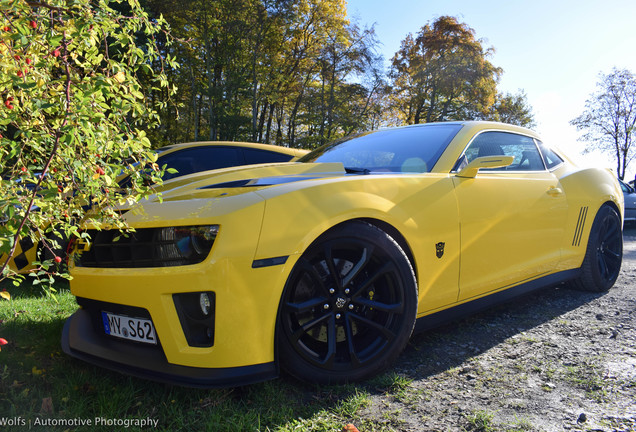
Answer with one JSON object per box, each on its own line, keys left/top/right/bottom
{"left": 456, "top": 155, "right": 514, "bottom": 178}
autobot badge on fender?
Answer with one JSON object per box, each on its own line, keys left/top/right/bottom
{"left": 435, "top": 242, "right": 445, "bottom": 258}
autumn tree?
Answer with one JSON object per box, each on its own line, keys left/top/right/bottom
{"left": 138, "top": 0, "right": 384, "bottom": 148}
{"left": 0, "top": 0, "right": 176, "bottom": 284}
{"left": 389, "top": 16, "right": 501, "bottom": 124}
{"left": 571, "top": 68, "right": 636, "bottom": 180}
{"left": 482, "top": 90, "right": 535, "bottom": 128}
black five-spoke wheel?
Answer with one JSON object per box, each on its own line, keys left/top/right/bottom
{"left": 278, "top": 221, "right": 417, "bottom": 384}
{"left": 571, "top": 205, "right": 623, "bottom": 292}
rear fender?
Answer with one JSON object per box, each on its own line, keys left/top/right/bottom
{"left": 557, "top": 167, "right": 622, "bottom": 270}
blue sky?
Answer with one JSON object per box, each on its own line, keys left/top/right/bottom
{"left": 345, "top": 0, "right": 636, "bottom": 178}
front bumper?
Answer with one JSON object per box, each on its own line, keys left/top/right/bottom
{"left": 61, "top": 308, "right": 277, "bottom": 388}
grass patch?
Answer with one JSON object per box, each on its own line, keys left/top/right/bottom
{"left": 507, "top": 416, "right": 535, "bottom": 431}
{"left": 0, "top": 280, "right": 374, "bottom": 431}
{"left": 563, "top": 360, "right": 608, "bottom": 402}
{"left": 464, "top": 409, "right": 496, "bottom": 432}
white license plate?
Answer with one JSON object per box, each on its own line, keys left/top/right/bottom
{"left": 102, "top": 311, "right": 157, "bottom": 345}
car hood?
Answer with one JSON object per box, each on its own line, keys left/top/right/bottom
{"left": 152, "top": 162, "right": 347, "bottom": 202}
{"left": 107, "top": 162, "right": 348, "bottom": 226}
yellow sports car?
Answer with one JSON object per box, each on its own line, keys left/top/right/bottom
{"left": 62, "top": 121, "right": 623, "bottom": 387}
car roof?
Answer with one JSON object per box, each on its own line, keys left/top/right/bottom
{"left": 155, "top": 141, "right": 308, "bottom": 160}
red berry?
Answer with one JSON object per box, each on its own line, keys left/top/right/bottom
{"left": 4, "top": 100, "right": 13, "bottom": 109}
{"left": 54, "top": 256, "right": 62, "bottom": 264}
{"left": 2, "top": 26, "right": 9, "bottom": 32}
{"left": 96, "top": 167, "right": 105, "bottom": 175}
{"left": 17, "top": 70, "right": 23, "bottom": 77}
{"left": 14, "top": 55, "right": 20, "bottom": 60}
{"left": 29, "top": 20, "right": 37, "bottom": 29}
{"left": 26, "top": 58, "right": 32, "bottom": 65}
{"left": 21, "top": 166, "right": 27, "bottom": 172}
{"left": 52, "top": 49, "right": 60, "bottom": 57}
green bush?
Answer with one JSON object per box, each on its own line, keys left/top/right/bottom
{"left": 0, "top": 0, "right": 177, "bottom": 285}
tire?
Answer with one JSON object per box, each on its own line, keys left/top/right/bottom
{"left": 277, "top": 221, "right": 417, "bottom": 384}
{"left": 570, "top": 205, "right": 623, "bottom": 292}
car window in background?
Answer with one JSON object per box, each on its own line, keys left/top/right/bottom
{"left": 301, "top": 124, "right": 462, "bottom": 173}
{"left": 158, "top": 147, "right": 243, "bottom": 180}
{"left": 619, "top": 179, "right": 633, "bottom": 193}
{"left": 464, "top": 131, "right": 545, "bottom": 171}
{"left": 536, "top": 141, "right": 565, "bottom": 169}
{"left": 243, "top": 148, "right": 295, "bottom": 164}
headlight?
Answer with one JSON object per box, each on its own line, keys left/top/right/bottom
{"left": 158, "top": 225, "right": 219, "bottom": 265}
{"left": 75, "top": 225, "right": 219, "bottom": 268}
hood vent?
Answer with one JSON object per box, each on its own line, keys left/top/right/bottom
{"left": 198, "top": 176, "right": 321, "bottom": 190}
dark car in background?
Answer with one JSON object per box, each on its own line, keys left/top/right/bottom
{"left": 619, "top": 179, "right": 636, "bottom": 224}
{"left": 151, "top": 141, "right": 308, "bottom": 182}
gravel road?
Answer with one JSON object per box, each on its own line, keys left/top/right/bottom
{"left": 354, "top": 227, "right": 636, "bottom": 432}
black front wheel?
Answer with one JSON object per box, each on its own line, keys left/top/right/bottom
{"left": 570, "top": 205, "right": 623, "bottom": 292}
{"left": 278, "top": 221, "right": 417, "bottom": 384}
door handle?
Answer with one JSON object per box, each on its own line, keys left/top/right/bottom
{"left": 547, "top": 187, "right": 563, "bottom": 197}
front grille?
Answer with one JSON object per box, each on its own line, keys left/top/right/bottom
{"left": 76, "top": 227, "right": 213, "bottom": 268}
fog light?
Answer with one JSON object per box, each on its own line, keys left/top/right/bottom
{"left": 200, "top": 293, "right": 212, "bottom": 316}
{"left": 173, "top": 291, "right": 215, "bottom": 347}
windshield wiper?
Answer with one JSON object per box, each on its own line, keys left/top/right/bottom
{"left": 344, "top": 167, "right": 370, "bottom": 175}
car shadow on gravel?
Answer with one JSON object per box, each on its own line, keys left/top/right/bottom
{"left": 395, "top": 282, "right": 606, "bottom": 381}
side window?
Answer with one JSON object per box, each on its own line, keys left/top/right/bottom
{"left": 464, "top": 131, "right": 545, "bottom": 171}
{"left": 159, "top": 147, "right": 243, "bottom": 180}
{"left": 243, "top": 148, "right": 294, "bottom": 164}
{"left": 536, "top": 140, "right": 564, "bottom": 170}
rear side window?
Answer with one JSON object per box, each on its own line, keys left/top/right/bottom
{"left": 464, "top": 131, "right": 545, "bottom": 171}
{"left": 243, "top": 148, "right": 294, "bottom": 164}
{"left": 536, "top": 141, "right": 564, "bottom": 169}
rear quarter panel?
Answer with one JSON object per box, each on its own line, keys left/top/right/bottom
{"left": 556, "top": 165, "right": 623, "bottom": 271}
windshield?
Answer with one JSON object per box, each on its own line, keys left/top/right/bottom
{"left": 299, "top": 124, "right": 462, "bottom": 173}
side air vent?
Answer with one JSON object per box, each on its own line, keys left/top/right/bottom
{"left": 572, "top": 206, "right": 588, "bottom": 247}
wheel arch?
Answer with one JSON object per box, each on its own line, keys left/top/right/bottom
{"left": 357, "top": 218, "right": 417, "bottom": 279}
{"left": 601, "top": 199, "right": 621, "bottom": 219}
{"left": 282, "top": 217, "right": 417, "bottom": 282}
